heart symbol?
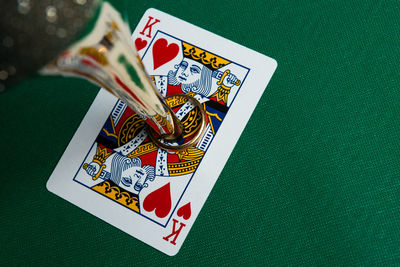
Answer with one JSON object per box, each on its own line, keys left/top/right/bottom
{"left": 177, "top": 202, "right": 191, "bottom": 220}
{"left": 143, "top": 183, "right": 172, "bottom": 218}
{"left": 152, "top": 38, "right": 179, "bottom": 70}
{"left": 135, "top": 38, "right": 147, "bottom": 51}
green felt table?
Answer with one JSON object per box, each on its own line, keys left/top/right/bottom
{"left": 1, "top": 0, "right": 400, "bottom": 265}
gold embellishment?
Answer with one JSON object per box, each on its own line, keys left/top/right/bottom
{"left": 93, "top": 146, "right": 113, "bottom": 165}
{"left": 182, "top": 42, "right": 230, "bottom": 70}
{"left": 103, "top": 129, "right": 118, "bottom": 139}
{"left": 166, "top": 94, "right": 202, "bottom": 138}
{"left": 176, "top": 146, "right": 204, "bottom": 161}
{"left": 186, "top": 92, "right": 196, "bottom": 97}
{"left": 181, "top": 107, "right": 202, "bottom": 138}
{"left": 154, "top": 113, "right": 169, "bottom": 127}
{"left": 165, "top": 94, "right": 187, "bottom": 107}
{"left": 205, "top": 109, "right": 223, "bottom": 135}
{"left": 205, "top": 110, "right": 223, "bottom": 122}
{"left": 83, "top": 163, "right": 106, "bottom": 181}
{"left": 92, "top": 181, "right": 139, "bottom": 212}
{"left": 102, "top": 116, "right": 118, "bottom": 138}
{"left": 168, "top": 159, "right": 201, "bottom": 176}
{"left": 210, "top": 69, "right": 241, "bottom": 104}
{"left": 217, "top": 69, "right": 230, "bottom": 85}
{"left": 127, "top": 142, "right": 158, "bottom": 158}
{"left": 210, "top": 85, "right": 231, "bottom": 104}
{"left": 118, "top": 114, "right": 146, "bottom": 146}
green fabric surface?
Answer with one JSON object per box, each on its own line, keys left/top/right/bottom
{"left": 1, "top": 0, "right": 400, "bottom": 265}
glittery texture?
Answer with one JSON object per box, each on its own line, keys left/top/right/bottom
{"left": 0, "top": 0, "right": 98, "bottom": 89}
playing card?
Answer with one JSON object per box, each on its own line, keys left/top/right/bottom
{"left": 47, "top": 8, "right": 277, "bottom": 255}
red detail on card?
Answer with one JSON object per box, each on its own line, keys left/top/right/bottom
{"left": 177, "top": 202, "right": 191, "bottom": 220}
{"left": 81, "top": 59, "right": 98, "bottom": 69}
{"left": 166, "top": 84, "right": 183, "bottom": 96}
{"left": 143, "top": 183, "right": 172, "bottom": 218}
{"left": 139, "top": 16, "right": 160, "bottom": 38}
{"left": 152, "top": 38, "right": 179, "bottom": 70}
{"left": 163, "top": 219, "right": 186, "bottom": 245}
{"left": 139, "top": 148, "right": 158, "bottom": 166}
{"left": 135, "top": 38, "right": 147, "bottom": 51}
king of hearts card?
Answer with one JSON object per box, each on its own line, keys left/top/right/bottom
{"left": 47, "top": 6, "right": 277, "bottom": 255}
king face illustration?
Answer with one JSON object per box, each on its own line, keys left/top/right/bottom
{"left": 153, "top": 41, "right": 240, "bottom": 104}
{"left": 168, "top": 57, "right": 213, "bottom": 96}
